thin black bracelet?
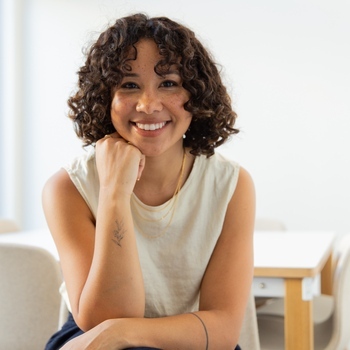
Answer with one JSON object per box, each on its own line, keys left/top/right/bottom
{"left": 190, "top": 312, "right": 209, "bottom": 350}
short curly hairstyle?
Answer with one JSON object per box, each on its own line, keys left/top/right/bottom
{"left": 68, "top": 13, "right": 239, "bottom": 157}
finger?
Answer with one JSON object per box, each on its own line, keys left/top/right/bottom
{"left": 102, "top": 132, "right": 123, "bottom": 143}
{"left": 109, "top": 131, "right": 122, "bottom": 139}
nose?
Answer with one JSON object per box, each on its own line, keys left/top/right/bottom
{"left": 136, "top": 90, "right": 163, "bottom": 114}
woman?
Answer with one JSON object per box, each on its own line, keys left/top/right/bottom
{"left": 43, "top": 13, "right": 255, "bottom": 349}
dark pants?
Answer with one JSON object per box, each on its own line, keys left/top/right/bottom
{"left": 45, "top": 313, "right": 241, "bottom": 350}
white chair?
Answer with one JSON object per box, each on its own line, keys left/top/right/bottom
{"left": 257, "top": 234, "right": 350, "bottom": 350}
{"left": 0, "top": 243, "right": 63, "bottom": 350}
{"left": 0, "top": 218, "right": 20, "bottom": 233}
{"left": 238, "top": 289, "right": 261, "bottom": 349}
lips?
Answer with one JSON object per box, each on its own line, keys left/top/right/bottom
{"left": 135, "top": 122, "right": 167, "bottom": 131}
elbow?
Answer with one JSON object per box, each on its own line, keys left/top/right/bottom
{"left": 228, "top": 338, "right": 241, "bottom": 350}
{"left": 221, "top": 331, "right": 241, "bottom": 350}
{"left": 220, "top": 333, "right": 241, "bottom": 350}
{"left": 214, "top": 311, "right": 244, "bottom": 349}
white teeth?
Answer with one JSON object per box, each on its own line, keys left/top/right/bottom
{"left": 136, "top": 122, "right": 166, "bottom": 131}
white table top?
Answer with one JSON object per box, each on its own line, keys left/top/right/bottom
{"left": 254, "top": 230, "right": 336, "bottom": 278}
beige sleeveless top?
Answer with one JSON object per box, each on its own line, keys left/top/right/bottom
{"left": 60, "top": 148, "right": 240, "bottom": 317}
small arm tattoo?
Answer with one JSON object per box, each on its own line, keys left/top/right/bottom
{"left": 111, "top": 219, "right": 125, "bottom": 247}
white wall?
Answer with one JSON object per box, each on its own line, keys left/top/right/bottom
{"left": 1, "top": 0, "right": 349, "bottom": 234}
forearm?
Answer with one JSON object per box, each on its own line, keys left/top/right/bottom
{"left": 77, "top": 190, "right": 145, "bottom": 329}
{"left": 106, "top": 310, "right": 241, "bottom": 350}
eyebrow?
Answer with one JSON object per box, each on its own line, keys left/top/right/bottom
{"left": 164, "top": 69, "right": 180, "bottom": 75}
{"left": 123, "top": 73, "right": 139, "bottom": 78}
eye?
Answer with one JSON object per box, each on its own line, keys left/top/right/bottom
{"left": 160, "top": 80, "right": 178, "bottom": 88}
{"left": 120, "top": 82, "right": 139, "bottom": 89}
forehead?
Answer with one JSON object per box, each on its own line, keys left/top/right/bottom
{"left": 127, "top": 39, "right": 160, "bottom": 61}
{"left": 126, "top": 39, "right": 180, "bottom": 74}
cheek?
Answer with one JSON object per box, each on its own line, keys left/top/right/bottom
{"left": 111, "top": 96, "right": 133, "bottom": 119}
{"left": 172, "top": 92, "right": 191, "bottom": 114}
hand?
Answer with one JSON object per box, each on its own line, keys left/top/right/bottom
{"left": 60, "top": 319, "right": 125, "bottom": 350}
{"left": 95, "top": 133, "right": 146, "bottom": 196}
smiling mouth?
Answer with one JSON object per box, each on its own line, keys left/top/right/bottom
{"left": 135, "top": 122, "right": 167, "bottom": 131}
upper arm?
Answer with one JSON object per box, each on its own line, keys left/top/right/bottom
{"left": 42, "top": 169, "right": 96, "bottom": 315}
{"left": 199, "top": 166, "right": 256, "bottom": 332}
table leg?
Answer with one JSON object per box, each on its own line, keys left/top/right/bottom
{"left": 321, "top": 252, "right": 333, "bottom": 295}
{"left": 284, "top": 278, "right": 314, "bottom": 350}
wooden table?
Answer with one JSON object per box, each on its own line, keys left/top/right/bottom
{"left": 0, "top": 229, "right": 336, "bottom": 349}
{"left": 253, "top": 231, "right": 335, "bottom": 350}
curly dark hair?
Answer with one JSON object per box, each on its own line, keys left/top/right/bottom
{"left": 68, "top": 13, "right": 239, "bottom": 157}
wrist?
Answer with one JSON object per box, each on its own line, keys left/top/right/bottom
{"left": 98, "top": 187, "right": 132, "bottom": 204}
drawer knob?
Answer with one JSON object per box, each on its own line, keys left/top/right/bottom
{"left": 259, "top": 282, "right": 266, "bottom": 289}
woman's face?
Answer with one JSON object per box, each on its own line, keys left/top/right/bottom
{"left": 110, "top": 39, "right": 192, "bottom": 157}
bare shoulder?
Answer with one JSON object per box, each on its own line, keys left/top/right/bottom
{"left": 217, "top": 165, "right": 256, "bottom": 249}
{"left": 42, "top": 169, "right": 94, "bottom": 239}
{"left": 237, "top": 166, "right": 255, "bottom": 191}
{"left": 230, "top": 166, "right": 255, "bottom": 208}
{"left": 43, "top": 168, "right": 75, "bottom": 198}
{"left": 43, "top": 169, "right": 82, "bottom": 215}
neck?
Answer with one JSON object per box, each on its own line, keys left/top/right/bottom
{"left": 134, "top": 147, "right": 192, "bottom": 206}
